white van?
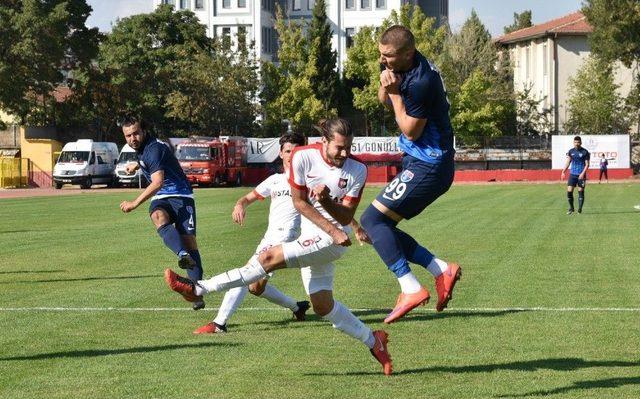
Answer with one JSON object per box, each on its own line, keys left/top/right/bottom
{"left": 114, "top": 144, "right": 147, "bottom": 187}
{"left": 53, "top": 139, "right": 118, "bottom": 189}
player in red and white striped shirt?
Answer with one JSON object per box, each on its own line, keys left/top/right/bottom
{"left": 165, "top": 119, "right": 392, "bottom": 375}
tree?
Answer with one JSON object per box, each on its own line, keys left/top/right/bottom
{"left": 564, "top": 57, "right": 630, "bottom": 134}
{"left": 583, "top": 0, "right": 640, "bottom": 131}
{"left": 515, "top": 85, "right": 553, "bottom": 136}
{"left": 503, "top": 10, "right": 533, "bottom": 34}
{"left": 0, "top": 0, "right": 99, "bottom": 125}
{"left": 451, "top": 69, "right": 511, "bottom": 142}
{"left": 343, "top": 4, "right": 447, "bottom": 135}
{"left": 443, "top": 10, "right": 515, "bottom": 138}
{"left": 260, "top": 4, "right": 336, "bottom": 135}
{"left": 307, "top": 0, "right": 340, "bottom": 112}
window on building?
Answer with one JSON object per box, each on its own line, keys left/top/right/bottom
{"left": 345, "top": 28, "right": 355, "bottom": 49}
{"left": 376, "top": 0, "right": 386, "bottom": 8}
{"left": 162, "top": 0, "right": 175, "bottom": 6}
{"left": 222, "top": 0, "right": 230, "bottom": 9}
{"left": 542, "top": 43, "right": 548, "bottom": 77}
{"left": 195, "top": 0, "right": 204, "bottom": 9}
{"left": 361, "top": 0, "right": 370, "bottom": 9}
{"left": 238, "top": 0, "right": 246, "bottom": 7}
{"left": 179, "top": 0, "right": 189, "bottom": 9}
{"left": 308, "top": 0, "right": 315, "bottom": 10}
{"left": 293, "top": 0, "right": 301, "bottom": 11}
{"left": 345, "top": 0, "right": 355, "bottom": 10}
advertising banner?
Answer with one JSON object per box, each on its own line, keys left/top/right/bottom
{"left": 551, "top": 135, "right": 630, "bottom": 169}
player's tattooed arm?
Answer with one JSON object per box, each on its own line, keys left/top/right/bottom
{"left": 292, "top": 186, "right": 351, "bottom": 247}
{"left": 120, "top": 170, "right": 163, "bottom": 213}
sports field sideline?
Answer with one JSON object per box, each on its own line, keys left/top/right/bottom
{"left": 1, "top": 183, "right": 639, "bottom": 398}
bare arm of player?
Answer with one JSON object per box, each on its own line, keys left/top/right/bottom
{"left": 348, "top": 218, "right": 371, "bottom": 246}
{"left": 232, "top": 191, "right": 260, "bottom": 226}
{"left": 378, "top": 86, "right": 393, "bottom": 111}
{"left": 579, "top": 159, "right": 589, "bottom": 180}
{"left": 120, "top": 170, "right": 163, "bottom": 213}
{"left": 561, "top": 156, "right": 571, "bottom": 179}
{"left": 125, "top": 162, "right": 139, "bottom": 174}
{"left": 291, "top": 186, "right": 351, "bottom": 247}
{"left": 380, "top": 69, "right": 427, "bottom": 141}
{"left": 312, "top": 184, "right": 358, "bottom": 227}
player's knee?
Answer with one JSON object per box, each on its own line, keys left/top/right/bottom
{"left": 360, "top": 204, "right": 381, "bottom": 231}
{"left": 248, "top": 281, "right": 266, "bottom": 296}
{"left": 310, "top": 296, "right": 333, "bottom": 316}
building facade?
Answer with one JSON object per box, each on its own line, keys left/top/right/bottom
{"left": 496, "top": 11, "right": 635, "bottom": 134}
{"left": 154, "top": 0, "right": 448, "bottom": 70}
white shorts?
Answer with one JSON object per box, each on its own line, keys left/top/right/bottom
{"left": 282, "top": 229, "right": 347, "bottom": 295}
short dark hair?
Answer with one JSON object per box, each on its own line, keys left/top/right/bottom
{"left": 379, "top": 25, "right": 415, "bottom": 53}
{"left": 574, "top": 136, "right": 582, "bottom": 142}
{"left": 279, "top": 133, "right": 306, "bottom": 149}
{"left": 313, "top": 118, "right": 353, "bottom": 141}
{"left": 118, "top": 113, "right": 143, "bottom": 128}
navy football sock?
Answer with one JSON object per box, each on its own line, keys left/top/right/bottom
{"left": 394, "top": 229, "right": 435, "bottom": 269}
{"left": 186, "top": 249, "right": 203, "bottom": 281}
{"left": 157, "top": 223, "right": 184, "bottom": 255}
{"left": 578, "top": 191, "right": 584, "bottom": 211}
{"left": 567, "top": 192, "right": 574, "bottom": 210}
{"left": 360, "top": 205, "right": 411, "bottom": 278}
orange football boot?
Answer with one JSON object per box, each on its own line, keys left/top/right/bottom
{"left": 370, "top": 330, "right": 393, "bottom": 376}
{"left": 435, "top": 263, "right": 462, "bottom": 312}
{"left": 383, "top": 286, "right": 430, "bottom": 324}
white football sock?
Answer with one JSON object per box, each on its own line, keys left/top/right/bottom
{"left": 398, "top": 272, "right": 422, "bottom": 294}
{"left": 213, "top": 286, "right": 248, "bottom": 326}
{"left": 323, "top": 301, "right": 373, "bottom": 348}
{"left": 426, "top": 257, "right": 448, "bottom": 277}
{"left": 260, "top": 284, "right": 298, "bottom": 311}
{"left": 196, "top": 257, "right": 267, "bottom": 295}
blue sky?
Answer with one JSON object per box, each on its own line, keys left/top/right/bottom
{"left": 86, "top": 0, "right": 585, "bottom": 37}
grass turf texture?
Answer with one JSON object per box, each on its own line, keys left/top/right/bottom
{"left": 1, "top": 183, "right": 639, "bottom": 399}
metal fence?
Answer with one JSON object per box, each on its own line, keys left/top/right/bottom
{"left": 454, "top": 135, "right": 552, "bottom": 170}
{"left": 455, "top": 135, "right": 552, "bottom": 150}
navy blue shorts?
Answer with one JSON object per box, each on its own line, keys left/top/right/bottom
{"left": 149, "top": 196, "right": 197, "bottom": 235}
{"left": 375, "top": 155, "right": 455, "bottom": 220}
{"left": 567, "top": 175, "right": 586, "bottom": 188}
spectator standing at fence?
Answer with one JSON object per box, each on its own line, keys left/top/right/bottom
{"left": 598, "top": 153, "right": 608, "bottom": 183}
{"left": 561, "top": 136, "right": 590, "bottom": 214}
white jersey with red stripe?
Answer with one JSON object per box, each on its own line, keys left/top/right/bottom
{"left": 253, "top": 172, "right": 300, "bottom": 243}
{"left": 288, "top": 143, "right": 367, "bottom": 233}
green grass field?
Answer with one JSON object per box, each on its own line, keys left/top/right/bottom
{"left": 1, "top": 183, "right": 639, "bottom": 399}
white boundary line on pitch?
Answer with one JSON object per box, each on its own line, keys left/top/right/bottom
{"left": 1, "top": 307, "right": 639, "bottom": 312}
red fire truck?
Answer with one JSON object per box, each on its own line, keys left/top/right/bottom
{"left": 176, "top": 136, "right": 248, "bottom": 187}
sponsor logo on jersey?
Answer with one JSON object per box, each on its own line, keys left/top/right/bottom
{"left": 338, "top": 178, "right": 348, "bottom": 189}
{"left": 400, "top": 170, "right": 414, "bottom": 183}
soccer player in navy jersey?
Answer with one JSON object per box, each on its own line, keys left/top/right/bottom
{"left": 359, "top": 26, "right": 461, "bottom": 324}
{"left": 118, "top": 115, "right": 205, "bottom": 310}
{"left": 561, "top": 136, "right": 590, "bottom": 214}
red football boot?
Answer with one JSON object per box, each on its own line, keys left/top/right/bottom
{"left": 193, "top": 322, "right": 227, "bottom": 334}
{"left": 435, "top": 263, "right": 462, "bottom": 312}
{"left": 370, "top": 330, "right": 393, "bottom": 376}
{"left": 383, "top": 286, "right": 430, "bottom": 324}
{"left": 164, "top": 268, "right": 202, "bottom": 303}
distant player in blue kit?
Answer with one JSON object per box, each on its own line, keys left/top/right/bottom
{"left": 359, "top": 26, "right": 461, "bottom": 324}
{"left": 561, "top": 136, "right": 590, "bottom": 214}
{"left": 118, "top": 115, "right": 205, "bottom": 310}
